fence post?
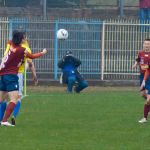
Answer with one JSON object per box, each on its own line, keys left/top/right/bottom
{"left": 43, "top": 0, "right": 47, "bottom": 19}
{"left": 9, "top": 19, "right": 13, "bottom": 40}
{"left": 118, "top": 0, "right": 124, "bottom": 17}
{"left": 101, "top": 21, "right": 105, "bottom": 80}
{"left": 54, "top": 20, "right": 59, "bottom": 80}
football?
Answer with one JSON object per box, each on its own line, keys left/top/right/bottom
{"left": 57, "top": 29, "right": 68, "bottom": 40}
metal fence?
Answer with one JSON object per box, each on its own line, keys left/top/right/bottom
{"left": 102, "top": 19, "right": 150, "bottom": 80}
{"left": 0, "top": 17, "right": 149, "bottom": 82}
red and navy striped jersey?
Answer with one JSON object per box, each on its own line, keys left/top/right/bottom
{"left": 0, "top": 41, "right": 25, "bottom": 75}
{"left": 136, "top": 50, "right": 150, "bottom": 74}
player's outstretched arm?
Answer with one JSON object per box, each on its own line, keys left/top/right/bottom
{"left": 25, "top": 48, "right": 47, "bottom": 59}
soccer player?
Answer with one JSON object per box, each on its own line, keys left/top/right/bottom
{"left": 137, "top": 39, "right": 150, "bottom": 123}
{"left": 0, "top": 32, "right": 39, "bottom": 125}
{"left": 12, "top": 32, "right": 38, "bottom": 125}
{"left": 0, "top": 30, "right": 47, "bottom": 126}
{"left": 58, "top": 50, "right": 88, "bottom": 93}
{"left": 132, "top": 39, "right": 150, "bottom": 99}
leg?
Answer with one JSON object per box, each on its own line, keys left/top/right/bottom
{"left": 67, "top": 76, "right": 76, "bottom": 93}
{"left": 139, "top": 8, "right": 146, "bottom": 32}
{"left": 2, "top": 91, "right": 18, "bottom": 123}
{"left": 0, "top": 91, "right": 8, "bottom": 121}
{"left": 139, "top": 89, "right": 150, "bottom": 123}
{"left": 147, "top": 9, "right": 150, "bottom": 32}
{"left": 0, "top": 76, "right": 8, "bottom": 121}
{"left": 0, "top": 92, "right": 8, "bottom": 121}
{"left": 0, "top": 74, "right": 19, "bottom": 126}
{"left": 139, "top": 8, "right": 146, "bottom": 21}
{"left": 146, "top": 9, "right": 150, "bottom": 21}
{"left": 74, "top": 80, "right": 88, "bottom": 93}
{"left": 140, "top": 90, "right": 147, "bottom": 100}
{"left": 12, "top": 73, "right": 23, "bottom": 124}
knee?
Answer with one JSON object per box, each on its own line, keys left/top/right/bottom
{"left": 10, "top": 99, "right": 18, "bottom": 104}
{"left": 9, "top": 95, "right": 19, "bottom": 104}
{"left": 80, "top": 80, "right": 88, "bottom": 89}
{"left": 82, "top": 80, "right": 88, "bottom": 88}
{"left": 146, "top": 95, "right": 150, "bottom": 104}
{"left": 141, "top": 91, "right": 147, "bottom": 99}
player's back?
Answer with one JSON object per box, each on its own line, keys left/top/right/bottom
{"left": 0, "top": 41, "right": 25, "bottom": 75}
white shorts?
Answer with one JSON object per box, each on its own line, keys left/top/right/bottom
{"left": 17, "top": 73, "right": 24, "bottom": 97}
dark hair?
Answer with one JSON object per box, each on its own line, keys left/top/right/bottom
{"left": 12, "top": 30, "right": 24, "bottom": 46}
{"left": 144, "top": 39, "right": 150, "bottom": 41}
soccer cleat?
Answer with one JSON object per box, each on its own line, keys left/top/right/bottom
{"left": 11, "top": 117, "right": 16, "bottom": 126}
{"left": 1, "top": 121, "right": 15, "bottom": 127}
{"left": 138, "top": 118, "right": 147, "bottom": 123}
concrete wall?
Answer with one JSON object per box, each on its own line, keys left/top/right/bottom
{"left": 0, "top": 7, "right": 139, "bottom": 19}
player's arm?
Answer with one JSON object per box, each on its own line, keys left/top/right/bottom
{"left": 132, "top": 52, "right": 140, "bottom": 69}
{"left": 74, "top": 57, "right": 81, "bottom": 67}
{"left": 27, "top": 59, "right": 38, "bottom": 85}
{"left": 25, "top": 48, "right": 47, "bottom": 59}
{"left": 4, "top": 41, "right": 11, "bottom": 56}
{"left": 0, "top": 42, "right": 11, "bottom": 70}
{"left": 58, "top": 59, "right": 64, "bottom": 68}
{"left": 132, "top": 61, "right": 138, "bottom": 69}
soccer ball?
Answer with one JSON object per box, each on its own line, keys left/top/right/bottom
{"left": 57, "top": 29, "right": 68, "bottom": 40}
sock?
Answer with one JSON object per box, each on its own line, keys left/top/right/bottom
{"left": 2, "top": 102, "right": 15, "bottom": 122}
{"left": 13, "top": 100, "right": 21, "bottom": 118}
{"left": 0, "top": 101, "right": 7, "bottom": 121}
{"left": 144, "top": 104, "right": 150, "bottom": 119}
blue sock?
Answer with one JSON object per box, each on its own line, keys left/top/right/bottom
{"left": 13, "top": 101, "right": 21, "bottom": 118}
{"left": 0, "top": 101, "right": 7, "bottom": 121}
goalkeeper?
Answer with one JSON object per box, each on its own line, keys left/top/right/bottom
{"left": 58, "top": 50, "right": 88, "bottom": 93}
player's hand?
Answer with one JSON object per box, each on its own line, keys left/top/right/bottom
{"left": 140, "top": 80, "right": 146, "bottom": 91}
{"left": 42, "top": 48, "right": 47, "bottom": 54}
{"left": 24, "top": 49, "right": 28, "bottom": 56}
{"left": 33, "top": 77, "right": 38, "bottom": 86}
{"left": 132, "top": 63, "right": 137, "bottom": 69}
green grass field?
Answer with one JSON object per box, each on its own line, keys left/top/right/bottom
{"left": 0, "top": 86, "right": 149, "bottom": 150}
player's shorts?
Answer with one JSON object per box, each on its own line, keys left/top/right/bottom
{"left": 18, "top": 73, "right": 24, "bottom": 97}
{"left": 0, "top": 74, "right": 19, "bottom": 92}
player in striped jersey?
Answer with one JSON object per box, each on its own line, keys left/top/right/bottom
{"left": 133, "top": 39, "right": 150, "bottom": 99}
{"left": 12, "top": 32, "right": 38, "bottom": 125}
{"left": 0, "top": 30, "right": 47, "bottom": 126}
{"left": 136, "top": 39, "right": 150, "bottom": 123}
{"left": 0, "top": 32, "right": 39, "bottom": 125}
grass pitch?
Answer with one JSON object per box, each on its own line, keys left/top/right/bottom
{"left": 0, "top": 86, "right": 149, "bottom": 150}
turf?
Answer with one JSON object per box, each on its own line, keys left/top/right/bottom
{"left": 0, "top": 87, "right": 149, "bottom": 150}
